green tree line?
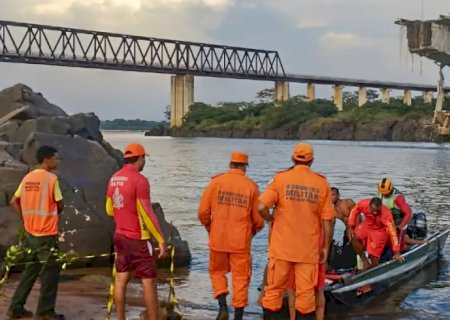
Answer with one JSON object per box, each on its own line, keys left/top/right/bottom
{"left": 180, "top": 89, "right": 447, "bottom": 132}
{"left": 100, "top": 119, "right": 168, "bottom": 130}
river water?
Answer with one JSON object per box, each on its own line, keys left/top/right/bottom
{"left": 102, "top": 132, "right": 450, "bottom": 320}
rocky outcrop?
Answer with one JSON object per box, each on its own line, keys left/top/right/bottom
{"left": 153, "top": 203, "right": 191, "bottom": 267}
{"left": 171, "top": 116, "right": 439, "bottom": 142}
{"left": 0, "top": 84, "right": 191, "bottom": 267}
{"left": 0, "top": 84, "right": 66, "bottom": 121}
{"left": 144, "top": 123, "right": 170, "bottom": 136}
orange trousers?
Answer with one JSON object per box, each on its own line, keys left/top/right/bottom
{"left": 261, "top": 258, "right": 318, "bottom": 314}
{"left": 209, "top": 250, "right": 251, "bottom": 308}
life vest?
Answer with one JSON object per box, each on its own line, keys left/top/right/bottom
{"left": 378, "top": 188, "right": 403, "bottom": 226}
{"left": 20, "top": 169, "right": 59, "bottom": 236}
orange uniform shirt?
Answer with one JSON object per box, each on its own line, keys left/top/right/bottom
{"left": 198, "top": 169, "right": 264, "bottom": 253}
{"left": 259, "top": 165, "right": 334, "bottom": 263}
{"left": 348, "top": 199, "right": 400, "bottom": 253}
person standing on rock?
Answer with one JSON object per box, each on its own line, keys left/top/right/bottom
{"left": 258, "top": 143, "right": 334, "bottom": 320}
{"left": 106, "top": 143, "right": 166, "bottom": 320}
{"left": 7, "top": 146, "right": 65, "bottom": 320}
{"left": 198, "top": 152, "right": 265, "bottom": 320}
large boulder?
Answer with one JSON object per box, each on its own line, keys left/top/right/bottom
{"left": 0, "top": 144, "right": 28, "bottom": 206}
{"left": 0, "top": 84, "right": 191, "bottom": 268}
{"left": 20, "top": 132, "right": 119, "bottom": 255}
{"left": 68, "top": 113, "right": 103, "bottom": 142}
{"left": 0, "top": 207, "right": 23, "bottom": 258}
{"left": 153, "top": 203, "right": 191, "bottom": 267}
{"left": 0, "top": 120, "right": 21, "bottom": 142}
{"left": 0, "top": 84, "right": 67, "bottom": 120}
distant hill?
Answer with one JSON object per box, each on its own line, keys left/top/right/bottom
{"left": 100, "top": 119, "right": 169, "bottom": 131}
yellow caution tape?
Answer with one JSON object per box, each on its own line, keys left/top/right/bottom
{"left": 167, "top": 246, "right": 183, "bottom": 319}
{"left": 103, "top": 245, "right": 184, "bottom": 319}
{"left": 0, "top": 240, "right": 184, "bottom": 320}
{"left": 105, "top": 255, "right": 116, "bottom": 320}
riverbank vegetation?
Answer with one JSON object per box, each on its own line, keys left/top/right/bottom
{"left": 100, "top": 119, "right": 168, "bottom": 130}
{"left": 172, "top": 89, "right": 449, "bottom": 141}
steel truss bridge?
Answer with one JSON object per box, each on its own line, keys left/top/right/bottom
{"left": 1, "top": 20, "right": 449, "bottom": 93}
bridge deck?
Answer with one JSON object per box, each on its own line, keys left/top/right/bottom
{"left": 0, "top": 20, "right": 448, "bottom": 92}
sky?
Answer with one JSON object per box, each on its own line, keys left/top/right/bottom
{"left": 0, "top": 0, "right": 449, "bottom": 121}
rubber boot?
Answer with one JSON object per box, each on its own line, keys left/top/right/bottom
{"left": 234, "top": 307, "right": 244, "bottom": 320}
{"left": 262, "top": 308, "right": 272, "bottom": 320}
{"left": 263, "top": 308, "right": 282, "bottom": 320}
{"left": 216, "top": 294, "right": 229, "bottom": 320}
{"left": 295, "top": 310, "right": 315, "bottom": 320}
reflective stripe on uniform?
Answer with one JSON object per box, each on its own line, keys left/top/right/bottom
{"left": 22, "top": 173, "right": 57, "bottom": 216}
{"left": 22, "top": 210, "right": 58, "bottom": 216}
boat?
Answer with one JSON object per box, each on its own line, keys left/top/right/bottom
{"left": 324, "top": 229, "right": 450, "bottom": 307}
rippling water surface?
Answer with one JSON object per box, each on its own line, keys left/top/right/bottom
{"left": 103, "top": 132, "right": 450, "bottom": 319}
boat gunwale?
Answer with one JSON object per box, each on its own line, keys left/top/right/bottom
{"left": 326, "top": 229, "right": 450, "bottom": 294}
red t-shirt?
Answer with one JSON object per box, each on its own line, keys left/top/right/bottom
{"left": 106, "top": 164, "right": 164, "bottom": 243}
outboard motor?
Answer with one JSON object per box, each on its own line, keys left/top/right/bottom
{"left": 407, "top": 212, "right": 428, "bottom": 239}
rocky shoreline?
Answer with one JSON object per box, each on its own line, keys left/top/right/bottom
{"left": 169, "top": 117, "right": 445, "bottom": 142}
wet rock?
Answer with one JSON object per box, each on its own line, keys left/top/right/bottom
{"left": 153, "top": 203, "right": 191, "bottom": 267}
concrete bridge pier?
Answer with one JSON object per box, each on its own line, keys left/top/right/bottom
{"left": 358, "top": 87, "right": 367, "bottom": 107}
{"left": 274, "top": 80, "right": 290, "bottom": 103}
{"left": 171, "top": 75, "right": 194, "bottom": 127}
{"left": 423, "top": 91, "right": 433, "bottom": 104}
{"left": 307, "top": 83, "right": 315, "bottom": 101}
{"left": 333, "top": 85, "right": 344, "bottom": 111}
{"left": 403, "top": 90, "right": 412, "bottom": 106}
{"left": 381, "top": 88, "right": 391, "bottom": 104}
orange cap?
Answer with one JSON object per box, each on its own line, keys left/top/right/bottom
{"left": 123, "top": 143, "right": 148, "bottom": 158}
{"left": 230, "top": 151, "right": 249, "bottom": 164}
{"left": 292, "top": 143, "right": 314, "bottom": 162}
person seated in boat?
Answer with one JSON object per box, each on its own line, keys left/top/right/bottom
{"left": 377, "top": 178, "right": 427, "bottom": 254}
{"left": 348, "top": 197, "right": 404, "bottom": 270}
{"left": 331, "top": 187, "right": 356, "bottom": 227}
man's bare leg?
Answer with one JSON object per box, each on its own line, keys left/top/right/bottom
{"left": 114, "top": 271, "right": 131, "bottom": 320}
{"left": 142, "top": 278, "right": 158, "bottom": 320}
{"left": 351, "top": 237, "right": 370, "bottom": 269}
{"left": 286, "top": 288, "right": 295, "bottom": 320}
{"left": 315, "top": 289, "right": 325, "bottom": 320}
{"left": 368, "top": 256, "right": 380, "bottom": 269}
